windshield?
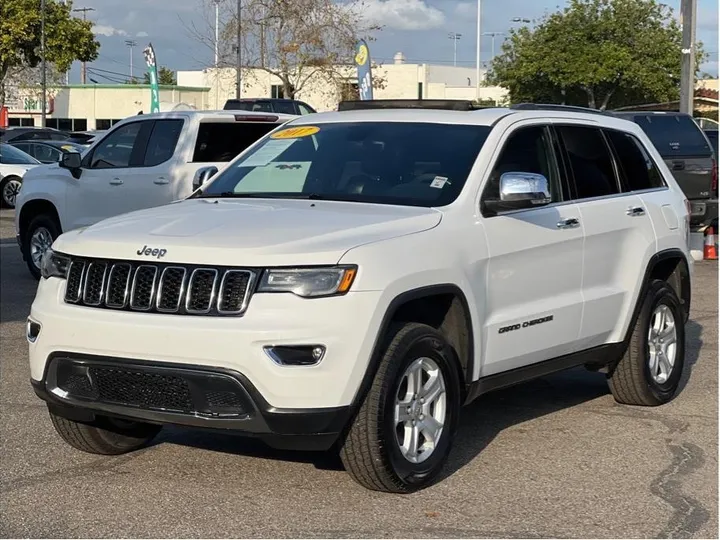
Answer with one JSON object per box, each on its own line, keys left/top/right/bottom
{"left": 198, "top": 121, "right": 491, "bottom": 207}
{"left": 0, "top": 143, "right": 41, "bottom": 165}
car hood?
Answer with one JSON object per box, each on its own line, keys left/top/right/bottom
{"left": 54, "top": 198, "right": 443, "bottom": 266}
{"left": 0, "top": 163, "right": 41, "bottom": 177}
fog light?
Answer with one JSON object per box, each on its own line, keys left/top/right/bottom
{"left": 26, "top": 319, "right": 41, "bottom": 343}
{"left": 264, "top": 345, "right": 326, "bottom": 366}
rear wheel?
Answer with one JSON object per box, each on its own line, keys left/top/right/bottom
{"left": 0, "top": 175, "right": 22, "bottom": 208}
{"left": 23, "top": 214, "right": 60, "bottom": 280}
{"left": 339, "top": 323, "right": 462, "bottom": 493}
{"left": 49, "top": 411, "right": 161, "bottom": 455}
{"left": 608, "top": 279, "right": 685, "bottom": 406}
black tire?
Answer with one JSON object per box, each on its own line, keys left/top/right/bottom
{"left": 0, "top": 175, "right": 22, "bottom": 208}
{"left": 608, "top": 279, "right": 686, "bottom": 406}
{"left": 339, "top": 322, "right": 462, "bottom": 493}
{"left": 49, "top": 411, "right": 161, "bottom": 455}
{"left": 22, "top": 213, "right": 61, "bottom": 280}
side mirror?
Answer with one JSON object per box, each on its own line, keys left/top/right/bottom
{"left": 60, "top": 151, "right": 82, "bottom": 170}
{"left": 484, "top": 172, "right": 552, "bottom": 214}
{"left": 193, "top": 166, "right": 218, "bottom": 191}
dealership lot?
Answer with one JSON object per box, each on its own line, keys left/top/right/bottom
{"left": 0, "top": 207, "right": 717, "bottom": 538}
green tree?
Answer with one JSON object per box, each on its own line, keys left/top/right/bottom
{"left": 142, "top": 66, "right": 176, "bottom": 85}
{"left": 489, "top": 0, "right": 706, "bottom": 110}
{"left": 0, "top": 0, "right": 100, "bottom": 108}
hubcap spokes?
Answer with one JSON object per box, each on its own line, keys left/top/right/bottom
{"left": 647, "top": 304, "right": 677, "bottom": 384}
{"left": 3, "top": 180, "right": 21, "bottom": 207}
{"left": 29, "top": 227, "right": 53, "bottom": 268}
{"left": 394, "top": 357, "right": 447, "bottom": 464}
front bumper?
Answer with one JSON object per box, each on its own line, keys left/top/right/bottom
{"left": 32, "top": 353, "right": 351, "bottom": 450}
{"left": 29, "top": 276, "right": 385, "bottom": 411}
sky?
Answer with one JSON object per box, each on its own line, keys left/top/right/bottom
{"left": 68, "top": 0, "right": 720, "bottom": 84}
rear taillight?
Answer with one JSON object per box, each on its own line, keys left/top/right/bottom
{"left": 233, "top": 114, "right": 279, "bottom": 122}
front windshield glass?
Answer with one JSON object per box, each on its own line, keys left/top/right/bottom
{"left": 0, "top": 143, "right": 41, "bottom": 165}
{"left": 198, "top": 121, "right": 491, "bottom": 207}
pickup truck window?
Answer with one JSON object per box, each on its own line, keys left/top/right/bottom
{"left": 198, "top": 121, "right": 491, "bottom": 208}
{"left": 143, "top": 119, "right": 184, "bottom": 167}
{"left": 192, "top": 122, "right": 279, "bottom": 162}
{"left": 90, "top": 122, "right": 143, "bottom": 169}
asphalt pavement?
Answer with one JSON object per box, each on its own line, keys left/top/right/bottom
{"left": 0, "top": 207, "right": 717, "bottom": 538}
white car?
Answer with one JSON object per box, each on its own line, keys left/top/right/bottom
{"left": 27, "top": 104, "right": 692, "bottom": 493}
{"left": 14, "top": 110, "right": 296, "bottom": 278}
{"left": 0, "top": 143, "right": 42, "bottom": 208}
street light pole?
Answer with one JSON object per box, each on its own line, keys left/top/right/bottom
{"left": 679, "top": 0, "right": 697, "bottom": 114}
{"left": 213, "top": 0, "right": 220, "bottom": 67}
{"left": 482, "top": 31, "right": 505, "bottom": 61}
{"left": 475, "top": 0, "right": 481, "bottom": 100}
{"left": 73, "top": 7, "right": 95, "bottom": 84}
{"left": 125, "top": 40, "right": 137, "bottom": 81}
{"left": 41, "top": 0, "right": 46, "bottom": 127}
{"left": 448, "top": 32, "right": 462, "bottom": 67}
{"left": 236, "top": 0, "right": 242, "bottom": 99}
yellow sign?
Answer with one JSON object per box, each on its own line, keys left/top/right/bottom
{"left": 270, "top": 126, "right": 320, "bottom": 139}
{"left": 355, "top": 44, "right": 369, "bottom": 66}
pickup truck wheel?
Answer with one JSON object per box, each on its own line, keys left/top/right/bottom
{"left": 23, "top": 214, "right": 60, "bottom": 280}
{"left": 49, "top": 411, "right": 161, "bottom": 455}
{"left": 608, "top": 279, "right": 685, "bottom": 406}
{"left": 339, "top": 323, "right": 461, "bottom": 493}
{"left": 0, "top": 175, "right": 22, "bottom": 208}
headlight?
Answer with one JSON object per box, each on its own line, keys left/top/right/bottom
{"left": 40, "top": 248, "right": 70, "bottom": 279}
{"left": 258, "top": 266, "right": 357, "bottom": 297}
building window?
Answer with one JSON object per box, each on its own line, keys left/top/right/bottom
{"left": 418, "top": 82, "right": 423, "bottom": 99}
{"left": 271, "top": 85, "right": 285, "bottom": 99}
{"left": 73, "top": 119, "right": 88, "bottom": 132}
{"left": 45, "top": 118, "right": 88, "bottom": 131}
{"left": 96, "top": 119, "right": 123, "bottom": 130}
{"left": 8, "top": 118, "right": 35, "bottom": 127}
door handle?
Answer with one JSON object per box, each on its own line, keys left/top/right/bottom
{"left": 109, "top": 178, "right": 123, "bottom": 186}
{"left": 153, "top": 177, "right": 169, "bottom": 185}
{"left": 627, "top": 206, "right": 645, "bottom": 216}
{"left": 557, "top": 217, "right": 580, "bottom": 229}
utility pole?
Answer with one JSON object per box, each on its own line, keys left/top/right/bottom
{"left": 482, "top": 31, "right": 505, "bottom": 62}
{"left": 212, "top": 0, "right": 220, "bottom": 67}
{"left": 41, "top": 0, "right": 46, "bottom": 127}
{"left": 73, "top": 7, "right": 95, "bottom": 84}
{"left": 125, "top": 40, "right": 137, "bottom": 81}
{"left": 448, "top": 32, "right": 462, "bottom": 67}
{"left": 236, "top": 0, "right": 242, "bottom": 99}
{"left": 475, "top": 0, "right": 482, "bottom": 100}
{"left": 679, "top": 0, "right": 697, "bottom": 115}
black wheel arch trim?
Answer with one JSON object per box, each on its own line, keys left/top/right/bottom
{"left": 348, "top": 284, "right": 476, "bottom": 414}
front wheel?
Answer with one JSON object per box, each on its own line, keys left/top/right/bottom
{"left": 23, "top": 214, "right": 61, "bottom": 280}
{"left": 339, "top": 323, "right": 462, "bottom": 493}
{"left": 0, "top": 175, "right": 22, "bottom": 208}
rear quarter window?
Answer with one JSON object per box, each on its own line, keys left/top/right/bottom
{"left": 630, "top": 115, "right": 712, "bottom": 158}
{"left": 192, "top": 122, "right": 279, "bottom": 162}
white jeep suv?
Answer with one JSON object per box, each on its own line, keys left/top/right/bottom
{"left": 27, "top": 104, "right": 693, "bottom": 493}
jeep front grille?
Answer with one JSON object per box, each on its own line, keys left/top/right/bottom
{"left": 64, "top": 258, "right": 256, "bottom": 316}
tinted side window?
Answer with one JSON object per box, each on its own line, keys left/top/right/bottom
{"left": 143, "top": 119, "right": 184, "bottom": 167}
{"left": 606, "top": 130, "right": 665, "bottom": 191}
{"left": 274, "top": 101, "right": 297, "bottom": 115}
{"left": 35, "top": 144, "right": 61, "bottom": 162}
{"left": 557, "top": 126, "right": 619, "bottom": 199}
{"left": 484, "top": 126, "right": 562, "bottom": 203}
{"left": 90, "top": 122, "right": 143, "bottom": 169}
{"left": 192, "top": 122, "right": 278, "bottom": 162}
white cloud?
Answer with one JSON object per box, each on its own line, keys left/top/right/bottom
{"left": 136, "top": 31, "right": 149, "bottom": 37}
{"left": 454, "top": 2, "right": 476, "bottom": 18}
{"left": 361, "top": 0, "right": 445, "bottom": 31}
{"left": 93, "top": 24, "right": 128, "bottom": 37}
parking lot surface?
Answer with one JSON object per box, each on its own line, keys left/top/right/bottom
{"left": 0, "top": 207, "right": 717, "bottom": 538}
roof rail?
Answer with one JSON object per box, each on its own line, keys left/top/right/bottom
{"left": 510, "top": 103, "right": 610, "bottom": 116}
{"left": 338, "top": 99, "right": 484, "bottom": 112}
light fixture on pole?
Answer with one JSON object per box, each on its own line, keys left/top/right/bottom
{"left": 482, "top": 31, "right": 505, "bottom": 61}
{"left": 448, "top": 32, "right": 462, "bottom": 67}
{"left": 475, "top": 0, "right": 482, "bottom": 101}
{"left": 125, "top": 40, "right": 137, "bottom": 81}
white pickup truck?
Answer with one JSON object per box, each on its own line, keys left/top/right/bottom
{"left": 14, "top": 110, "right": 296, "bottom": 278}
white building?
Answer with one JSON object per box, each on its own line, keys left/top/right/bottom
{"left": 177, "top": 52, "right": 509, "bottom": 111}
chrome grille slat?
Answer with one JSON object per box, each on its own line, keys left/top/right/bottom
{"left": 157, "top": 267, "right": 187, "bottom": 313}
{"left": 62, "top": 258, "right": 254, "bottom": 316}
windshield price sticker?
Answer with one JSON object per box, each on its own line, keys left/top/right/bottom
{"left": 270, "top": 126, "right": 320, "bottom": 139}
{"left": 240, "top": 138, "right": 297, "bottom": 167}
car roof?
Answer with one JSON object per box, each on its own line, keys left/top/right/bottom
{"left": 114, "top": 109, "right": 297, "bottom": 123}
